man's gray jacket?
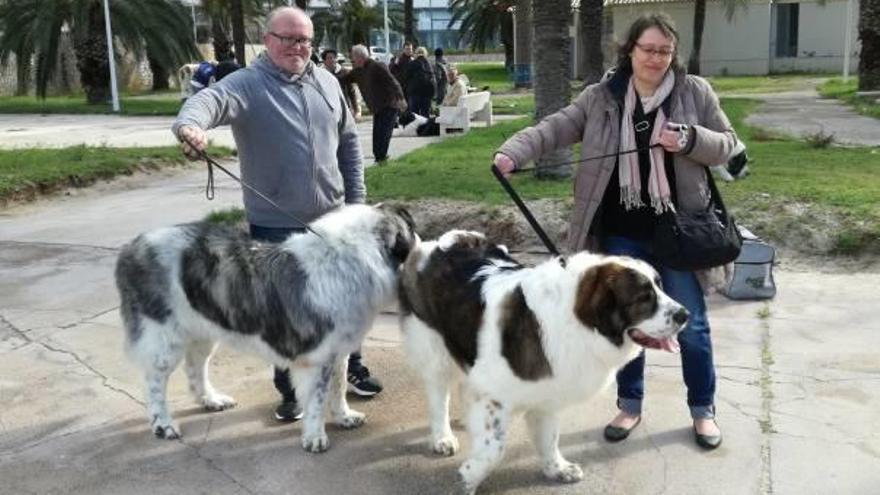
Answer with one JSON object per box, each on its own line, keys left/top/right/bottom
{"left": 172, "top": 53, "right": 364, "bottom": 228}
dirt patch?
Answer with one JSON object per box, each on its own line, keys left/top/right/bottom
{"left": 390, "top": 197, "right": 880, "bottom": 273}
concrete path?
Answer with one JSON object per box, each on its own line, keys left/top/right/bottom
{"left": 731, "top": 87, "right": 880, "bottom": 147}
{"left": 0, "top": 113, "right": 445, "bottom": 167}
{"left": 2, "top": 152, "right": 880, "bottom": 494}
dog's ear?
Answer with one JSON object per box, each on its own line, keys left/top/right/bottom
{"left": 377, "top": 204, "right": 417, "bottom": 265}
{"left": 573, "top": 262, "right": 627, "bottom": 346}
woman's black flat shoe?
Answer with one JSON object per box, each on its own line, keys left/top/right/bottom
{"left": 694, "top": 422, "right": 723, "bottom": 450}
{"left": 603, "top": 416, "right": 641, "bottom": 443}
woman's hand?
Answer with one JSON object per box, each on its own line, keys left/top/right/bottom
{"left": 658, "top": 122, "right": 690, "bottom": 153}
{"left": 493, "top": 153, "right": 516, "bottom": 178}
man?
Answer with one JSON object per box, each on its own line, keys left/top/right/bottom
{"left": 389, "top": 42, "right": 413, "bottom": 98}
{"left": 343, "top": 44, "right": 406, "bottom": 163}
{"left": 172, "top": 6, "right": 383, "bottom": 423}
{"left": 442, "top": 64, "right": 468, "bottom": 107}
{"left": 320, "top": 48, "right": 361, "bottom": 119}
{"left": 433, "top": 48, "right": 448, "bottom": 105}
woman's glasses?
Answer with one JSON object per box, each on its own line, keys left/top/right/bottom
{"left": 635, "top": 43, "right": 674, "bottom": 59}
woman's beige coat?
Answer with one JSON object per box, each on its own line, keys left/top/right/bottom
{"left": 498, "top": 72, "right": 737, "bottom": 291}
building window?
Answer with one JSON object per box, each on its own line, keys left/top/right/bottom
{"left": 775, "top": 3, "right": 799, "bottom": 58}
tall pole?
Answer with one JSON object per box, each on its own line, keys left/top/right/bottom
{"left": 384, "top": 0, "right": 390, "bottom": 58}
{"left": 843, "top": 0, "right": 853, "bottom": 80}
{"left": 191, "top": 2, "right": 197, "bottom": 44}
{"left": 102, "top": 0, "right": 120, "bottom": 112}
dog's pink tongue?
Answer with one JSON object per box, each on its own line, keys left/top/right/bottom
{"left": 660, "top": 337, "right": 680, "bottom": 353}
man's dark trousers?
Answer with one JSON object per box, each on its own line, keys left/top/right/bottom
{"left": 372, "top": 107, "right": 398, "bottom": 162}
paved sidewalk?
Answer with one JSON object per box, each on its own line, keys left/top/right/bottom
{"left": 0, "top": 113, "right": 445, "bottom": 167}
{"left": 728, "top": 87, "right": 880, "bottom": 147}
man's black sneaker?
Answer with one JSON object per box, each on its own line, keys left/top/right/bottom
{"left": 347, "top": 364, "right": 383, "bottom": 397}
{"left": 274, "top": 399, "right": 304, "bottom": 422}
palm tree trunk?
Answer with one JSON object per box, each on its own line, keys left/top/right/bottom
{"left": 230, "top": 0, "right": 246, "bottom": 66}
{"left": 295, "top": 0, "right": 308, "bottom": 8}
{"left": 404, "top": 0, "right": 417, "bottom": 45}
{"left": 15, "top": 54, "right": 30, "bottom": 96}
{"left": 501, "top": 8, "right": 514, "bottom": 74}
{"left": 688, "top": 0, "right": 706, "bottom": 75}
{"left": 148, "top": 55, "right": 170, "bottom": 91}
{"left": 74, "top": 4, "right": 111, "bottom": 105}
{"left": 579, "top": 0, "right": 604, "bottom": 84}
{"left": 212, "top": 16, "right": 234, "bottom": 63}
{"left": 533, "top": 0, "right": 572, "bottom": 180}
{"left": 513, "top": 0, "right": 532, "bottom": 88}
{"left": 859, "top": 0, "right": 880, "bottom": 91}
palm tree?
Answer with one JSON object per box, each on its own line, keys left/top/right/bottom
{"left": 404, "top": 0, "right": 417, "bottom": 45}
{"left": 513, "top": 0, "right": 531, "bottom": 88}
{"left": 230, "top": 0, "right": 246, "bottom": 64}
{"left": 0, "top": 0, "right": 199, "bottom": 103}
{"left": 859, "top": 0, "right": 880, "bottom": 90}
{"left": 578, "top": 0, "right": 603, "bottom": 84}
{"left": 312, "top": 0, "right": 403, "bottom": 49}
{"left": 533, "top": 0, "right": 572, "bottom": 179}
{"left": 688, "top": 0, "right": 746, "bottom": 75}
{"left": 449, "top": 0, "right": 514, "bottom": 70}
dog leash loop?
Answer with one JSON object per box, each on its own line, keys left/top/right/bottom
{"left": 181, "top": 137, "right": 326, "bottom": 241}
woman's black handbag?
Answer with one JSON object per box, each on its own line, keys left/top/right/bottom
{"left": 652, "top": 169, "right": 742, "bottom": 271}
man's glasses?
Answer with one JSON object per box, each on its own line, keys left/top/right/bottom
{"left": 635, "top": 43, "right": 674, "bottom": 59}
{"left": 268, "top": 32, "right": 312, "bottom": 48}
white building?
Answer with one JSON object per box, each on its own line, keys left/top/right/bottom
{"left": 600, "top": 0, "right": 860, "bottom": 75}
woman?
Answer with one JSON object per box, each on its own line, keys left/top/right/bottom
{"left": 441, "top": 64, "right": 468, "bottom": 107}
{"left": 405, "top": 46, "right": 436, "bottom": 118}
{"left": 494, "top": 13, "right": 737, "bottom": 450}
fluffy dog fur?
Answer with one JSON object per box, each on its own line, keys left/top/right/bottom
{"left": 399, "top": 230, "right": 689, "bottom": 493}
{"left": 115, "top": 204, "right": 416, "bottom": 452}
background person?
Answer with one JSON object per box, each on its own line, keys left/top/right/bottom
{"left": 404, "top": 46, "right": 435, "bottom": 118}
{"left": 389, "top": 42, "right": 413, "bottom": 100}
{"left": 493, "top": 12, "right": 737, "bottom": 451}
{"left": 172, "top": 6, "right": 382, "bottom": 423}
{"left": 441, "top": 64, "right": 467, "bottom": 107}
{"left": 321, "top": 48, "right": 361, "bottom": 120}
{"left": 433, "top": 47, "right": 448, "bottom": 105}
{"left": 343, "top": 44, "right": 407, "bottom": 163}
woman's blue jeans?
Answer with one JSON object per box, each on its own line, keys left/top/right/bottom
{"left": 603, "top": 235, "right": 716, "bottom": 420}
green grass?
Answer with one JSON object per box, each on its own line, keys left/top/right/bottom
{"left": 707, "top": 73, "right": 830, "bottom": 94}
{"left": 367, "top": 97, "right": 880, "bottom": 254}
{"left": 818, "top": 77, "right": 880, "bottom": 120}
{"left": 492, "top": 94, "right": 535, "bottom": 116}
{"left": 0, "top": 94, "right": 182, "bottom": 116}
{"left": 0, "top": 145, "right": 233, "bottom": 200}
{"left": 457, "top": 62, "right": 512, "bottom": 94}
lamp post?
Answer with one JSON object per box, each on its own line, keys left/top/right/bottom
{"left": 102, "top": 0, "right": 120, "bottom": 112}
{"left": 384, "top": 0, "right": 390, "bottom": 59}
{"left": 843, "top": 0, "right": 853, "bottom": 81}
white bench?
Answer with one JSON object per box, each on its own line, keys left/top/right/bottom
{"left": 436, "top": 91, "right": 493, "bottom": 134}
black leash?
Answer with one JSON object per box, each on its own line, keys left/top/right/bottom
{"left": 181, "top": 138, "right": 325, "bottom": 240}
{"left": 510, "top": 143, "right": 661, "bottom": 174}
{"left": 491, "top": 164, "right": 563, "bottom": 262}
{"left": 491, "top": 143, "right": 663, "bottom": 261}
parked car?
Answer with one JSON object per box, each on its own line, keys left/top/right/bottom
{"left": 369, "top": 45, "right": 392, "bottom": 64}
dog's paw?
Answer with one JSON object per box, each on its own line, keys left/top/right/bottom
{"left": 203, "top": 393, "right": 237, "bottom": 412}
{"left": 431, "top": 435, "right": 459, "bottom": 456}
{"left": 544, "top": 461, "right": 584, "bottom": 484}
{"left": 457, "top": 468, "right": 479, "bottom": 495}
{"left": 153, "top": 423, "right": 181, "bottom": 440}
{"left": 334, "top": 410, "right": 366, "bottom": 429}
{"left": 302, "top": 433, "right": 330, "bottom": 453}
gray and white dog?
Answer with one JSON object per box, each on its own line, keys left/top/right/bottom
{"left": 115, "top": 204, "right": 416, "bottom": 452}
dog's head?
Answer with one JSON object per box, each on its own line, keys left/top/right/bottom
{"left": 375, "top": 203, "right": 418, "bottom": 266}
{"left": 572, "top": 255, "right": 688, "bottom": 352}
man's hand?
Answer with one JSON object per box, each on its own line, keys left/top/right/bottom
{"left": 493, "top": 153, "right": 516, "bottom": 178}
{"left": 354, "top": 110, "right": 362, "bottom": 121}
{"left": 178, "top": 125, "right": 207, "bottom": 161}
{"left": 658, "top": 122, "right": 689, "bottom": 153}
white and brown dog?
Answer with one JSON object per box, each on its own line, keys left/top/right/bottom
{"left": 399, "top": 230, "right": 688, "bottom": 494}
